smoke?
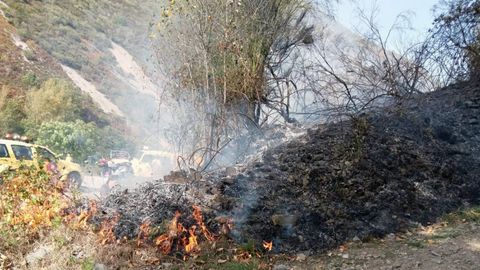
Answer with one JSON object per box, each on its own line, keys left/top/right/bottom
{"left": 64, "top": 0, "right": 427, "bottom": 186}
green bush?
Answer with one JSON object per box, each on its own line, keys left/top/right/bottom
{"left": 21, "top": 71, "right": 38, "bottom": 88}
{"left": 34, "top": 120, "right": 135, "bottom": 162}
{"left": 25, "top": 78, "right": 81, "bottom": 126}
{"left": 0, "top": 86, "right": 26, "bottom": 134}
{"left": 35, "top": 120, "right": 100, "bottom": 162}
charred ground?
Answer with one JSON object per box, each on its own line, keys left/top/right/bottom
{"left": 217, "top": 79, "right": 480, "bottom": 252}
{"left": 102, "top": 79, "right": 480, "bottom": 254}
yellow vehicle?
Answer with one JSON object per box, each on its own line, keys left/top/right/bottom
{"left": 0, "top": 139, "right": 83, "bottom": 187}
{"left": 131, "top": 150, "right": 176, "bottom": 178}
{"left": 131, "top": 150, "right": 205, "bottom": 178}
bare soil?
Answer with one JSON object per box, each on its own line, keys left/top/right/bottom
{"left": 3, "top": 209, "right": 478, "bottom": 269}
{"left": 276, "top": 214, "right": 480, "bottom": 270}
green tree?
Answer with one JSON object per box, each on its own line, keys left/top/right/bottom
{"left": 157, "top": 0, "right": 313, "bottom": 120}
{"left": 25, "top": 78, "right": 81, "bottom": 127}
{"left": 0, "top": 86, "right": 26, "bottom": 134}
{"left": 35, "top": 120, "right": 100, "bottom": 162}
{"left": 155, "top": 0, "right": 317, "bottom": 166}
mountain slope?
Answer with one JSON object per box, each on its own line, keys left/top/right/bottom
{"left": 0, "top": 0, "right": 165, "bottom": 141}
{"left": 0, "top": 3, "right": 137, "bottom": 158}
{"left": 0, "top": 11, "right": 64, "bottom": 91}
{"left": 0, "top": 10, "right": 114, "bottom": 130}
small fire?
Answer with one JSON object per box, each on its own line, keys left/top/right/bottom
{"left": 155, "top": 234, "right": 174, "bottom": 254}
{"left": 263, "top": 241, "right": 273, "bottom": 251}
{"left": 137, "top": 221, "right": 151, "bottom": 247}
{"left": 98, "top": 214, "right": 120, "bottom": 245}
{"left": 154, "top": 211, "right": 181, "bottom": 254}
{"left": 63, "top": 203, "right": 219, "bottom": 256}
{"left": 153, "top": 206, "right": 216, "bottom": 255}
{"left": 192, "top": 205, "right": 215, "bottom": 241}
{"left": 184, "top": 226, "right": 198, "bottom": 253}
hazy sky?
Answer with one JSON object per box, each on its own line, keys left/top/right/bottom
{"left": 335, "top": 0, "right": 441, "bottom": 44}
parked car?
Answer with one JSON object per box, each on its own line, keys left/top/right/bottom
{"left": 0, "top": 139, "right": 83, "bottom": 188}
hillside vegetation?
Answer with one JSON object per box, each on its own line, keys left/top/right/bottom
{"left": 0, "top": 0, "right": 171, "bottom": 142}
{"left": 2, "top": 0, "right": 158, "bottom": 80}
{"left": 0, "top": 12, "right": 132, "bottom": 160}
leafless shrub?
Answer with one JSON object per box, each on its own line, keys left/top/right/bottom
{"left": 153, "top": 0, "right": 330, "bottom": 169}
{"left": 152, "top": 0, "right": 479, "bottom": 170}
{"left": 429, "top": 0, "right": 480, "bottom": 81}
{"left": 281, "top": 4, "right": 443, "bottom": 120}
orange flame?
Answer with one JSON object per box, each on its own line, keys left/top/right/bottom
{"left": 185, "top": 226, "right": 198, "bottom": 253}
{"left": 137, "top": 221, "right": 151, "bottom": 247}
{"left": 154, "top": 207, "right": 217, "bottom": 255}
{"left": 154, "top": 211, "right": 181, "bottom": 254}
{"left": 169, "top": 211, "right": 181, "bottom": 236}
{"left": 98, "top": 214, "right": 119, "bottom": 245}
{"left": 263, "top": 241, "right": 273, "bottom": 251}
{"left": 62, "top": 203, "right": 221, "bottom": 257}
{"left": 155, "top": 234, "right": 173, "bottom": 254}
{"left": 192, "top": 205, "right": 215, "bottom": 241}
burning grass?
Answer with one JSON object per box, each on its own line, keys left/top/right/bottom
{"left": 0, "top": 166, "right": 276, "bottom": 268}
{"left": 91, "top": 233, "right": 274, "bottom": 270}
{"left": 40, "top": 213, "right": 274, "bottom": 269}
{"left": 0, "top": 167, "right": 69, "bottom": 253}
{"left": 98, "top": 205, "right": 218, "bottom": 257}
{"left": 87, "top": 204, "right": 278, "bottom": 268}
{"left": 149, "top": 205, "right": 223, "bottom": 256}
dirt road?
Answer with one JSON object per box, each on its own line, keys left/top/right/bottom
{"left": 274, "top": 212, "right": 480, "bottom": 270}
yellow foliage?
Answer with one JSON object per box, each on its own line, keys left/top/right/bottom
{"left": 0, "top": 168, "right": 69, "bottom": 246}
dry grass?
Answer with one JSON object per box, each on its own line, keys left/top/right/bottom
{"left": 0, "top": 168, "right": 67, "bottom": 254}
{"left": 14, "top": 230, "right": 271, "bottom": 269}
{"left": 0, "top": 15, "right": 65, "bottom": 90}
{"left": 0, "top": 167, "right": 272, "bottom": 269}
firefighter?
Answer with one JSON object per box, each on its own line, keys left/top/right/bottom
{"left": 97, "top": 156, "right": 110, "bottom": 177}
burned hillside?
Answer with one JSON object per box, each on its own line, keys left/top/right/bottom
{"left": 217, "top": 80, "right": 480, "bottom": 252}
{"left": 99, "top": 79, "right": 480, "bottom": 253}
